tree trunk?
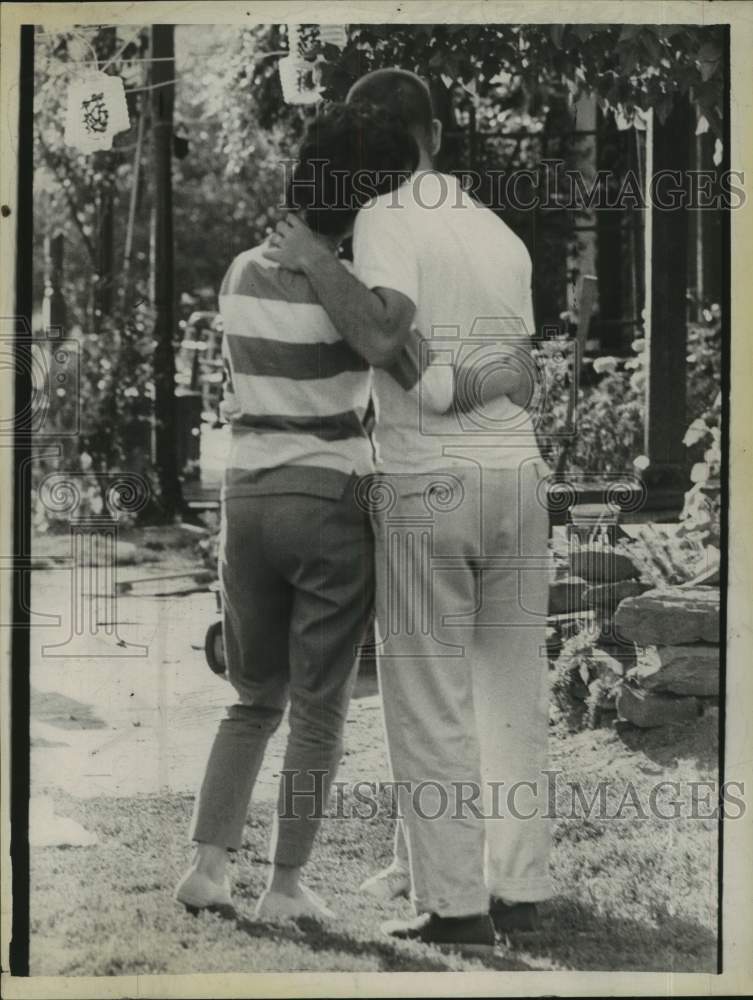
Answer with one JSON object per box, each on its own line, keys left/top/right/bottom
{"left": 43, "top": 231, "right": 66, "bottom": 333}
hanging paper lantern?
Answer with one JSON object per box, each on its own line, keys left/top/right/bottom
{"left": 278, "top": 55, "right": 323, "bottom": 106}
{"left": 287, "top": 23, "right": 348, "bottom": 58}
{"left": 318, "top": 25, "right": 348, "bottom": 50}
{"left": 280, "top": 25, "right": 347, "bottom": 106}
{"left": 64, "top": 72, "right": 130, "bottom": 154}
{"left": 287, "top": 24, "right": 320, "bottom": 60}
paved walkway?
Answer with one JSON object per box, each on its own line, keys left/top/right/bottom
{"left": 30, "top": 568, "right": 387, "bottom": 805}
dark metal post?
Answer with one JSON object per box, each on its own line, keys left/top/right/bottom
{"left": 150, "top": 24, "right": 181, "bottom": 517}
{"left": 642, "top": 96, "right": 692, "bottom": 510}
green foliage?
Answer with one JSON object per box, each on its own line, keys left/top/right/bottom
{"left": 242, "top": 23, "right": 725, "bottom": 136}
{"left": 534, "top": 341, "right": 644, "bottom": 474}
{"left": 32, "top": 24, "right": 725, "bottom": 526}
{"left": 681, "top": 305, "right": 722, "bottom": 547}
{"left": 34, "top": 27, "right": 151, "bottom": 321}
{"left": 551, "top": 629, "right": 623, "bottom": 730}
{"left": 615, "top": 525, "right": 709, "bottom": 588}
{"left": 535, "top": 298, "right": 722, "bottom": 478}
{"left": 681, "top": 395, "right": 722, "bottom": 548}
{"left": 33, "top": 304, "right": 161, "bottom": 531}
{"left": 172, "top": 25, "right": 294, "bottom": 291}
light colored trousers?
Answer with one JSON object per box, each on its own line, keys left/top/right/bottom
{"left": 372, "top": 458, "right": 553, "bottom": 917}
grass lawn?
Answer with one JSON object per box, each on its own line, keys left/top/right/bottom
{"left": 30, "top": 711, "right": 719, "bottom": 976}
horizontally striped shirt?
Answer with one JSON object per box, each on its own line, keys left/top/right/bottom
{"left": 219, "top": 244, "right": 375, "bottom": 499}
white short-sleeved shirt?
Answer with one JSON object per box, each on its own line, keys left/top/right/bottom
{"left": 353, "top": 171, "right": 543, "bottom": 472}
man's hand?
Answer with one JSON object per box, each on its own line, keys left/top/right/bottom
{"left": 262, "top": 214, "right": 326, "bottom": 272}
{"left": 260, "top": 213, "right": 414, "bottom": 369}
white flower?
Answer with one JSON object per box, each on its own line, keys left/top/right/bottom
{"left": 690, "top": 462, "right": 710, "bottom": 484}
{"left": 683, "top": 418, "right": 709, "bottom": 448}
{"left": 592, "top": 356, "right": 618, "bottom": 374}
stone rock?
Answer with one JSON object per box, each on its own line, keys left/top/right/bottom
{"left": 685, "top": 563, "right": 720, "bottom": 587}
{"left": 613, "top": 587, "right": 720, "bottom": 645}
{"left": 596, "top": 636, "right": 637, "bottom": 671}
{"left": 584, "top": 580, "right": 652, "bottom": 614}
{"left": 76, "top": 540, "right": 153, "bottom": 566}
{"left": 632, "top": 645, "right": 720, "bottom": 697}
{"left": 569, "top": 544, "right": 640, "bottom": 584}
{"left": 548, "top": 577, "right": 587, "bottom": 614}
{"left": 616, "top": 685, "right": 700, "bottom": 729}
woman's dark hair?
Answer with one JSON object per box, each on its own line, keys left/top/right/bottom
{"left": 286, "top": 102, "right": 419, "bottom": 237}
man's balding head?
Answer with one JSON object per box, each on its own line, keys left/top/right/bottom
{"left": 346, "top": 68, "right": 440, "bottom": 158}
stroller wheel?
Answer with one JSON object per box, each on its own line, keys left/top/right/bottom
{"left": 205, "top": 620, "right": 226, "bottom": 676}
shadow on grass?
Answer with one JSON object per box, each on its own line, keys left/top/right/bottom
{"left": 513, "top": 896, "right": 717, "bottom": 972}
{"left": 614, "top": 713, "right": 719, "bottom": 771}
{"left": 209, "top": 906, "right": 534, "bottom": 972}
{"left": 31, "top": 687, "right": 107, "bottom": 730}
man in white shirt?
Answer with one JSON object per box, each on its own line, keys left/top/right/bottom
{"left": 266, "top": 69, "right": 553, "bottom": 952}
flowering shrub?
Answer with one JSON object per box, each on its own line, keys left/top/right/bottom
{"left": 535, "top": 302, "right": 722, "bottom": 484}
{"left": 687, "top": 305, "right": 722, "bottom": 423}
{"left": 680, "top": 305, "right": 722, "bottom": 548}
{"left": 680, "top": 389, "right": 721, "bottom": 548}
{"left": 32, "top": 304, "right": 160, "bottom": 533}
{"left": 533, "top": 339, "right": 644, "bottom": 474}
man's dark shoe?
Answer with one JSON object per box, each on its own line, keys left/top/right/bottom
{"left": 381, "top": 912, "right": 495, "bottom": 954}
{"left": 490, "top": 898, "right": 539, "bottom": 933}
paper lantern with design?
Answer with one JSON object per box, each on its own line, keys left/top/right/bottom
{"left": 287, "top": 24, "right": 320, "bottom": 60}
{"left": 278, "top": 24, "right": 348, "bottom": 104}
{"left": 287, "top": 24, "right": 347, "bottom": 59}
{"left": 280, "top": 25, "right": 347, "bottom": 105}
{"left": 64, "top": 72, "right": 130, "bottom": 154}
{"left": 318, "top": 25, "right": 348, "bottom": 50}
{"left": 278, "top": 55, "right": 324, "bottom": 106}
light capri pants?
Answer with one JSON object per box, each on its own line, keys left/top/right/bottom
{"left": 190, "top": 478, "right": 374, "bottom": 866}
{"left": 370, "top": 457, "right": 554, "bottom": 916}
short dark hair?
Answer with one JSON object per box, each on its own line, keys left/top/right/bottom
{"left": 346, "top": 68, "right": 434, "bottom": 138}
{"left": 286, "top": 102, "right": 419, "bottom": 237}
